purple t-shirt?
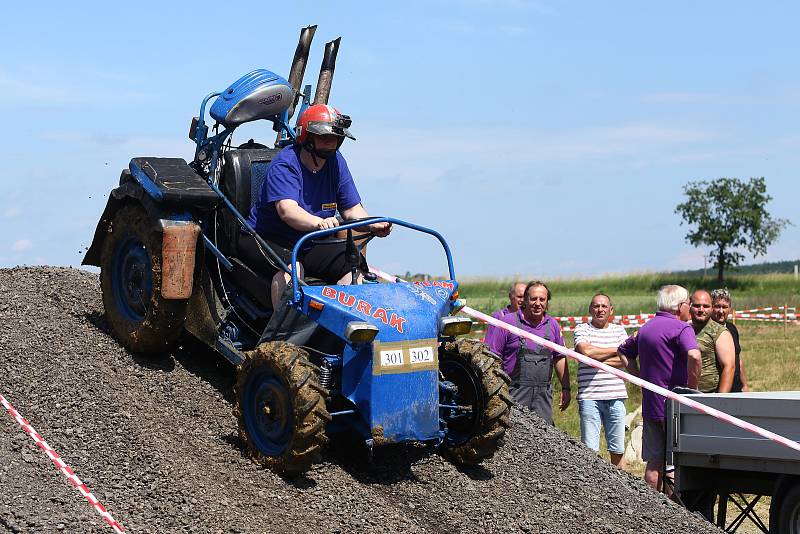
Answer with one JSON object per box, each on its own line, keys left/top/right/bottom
{"left": 617, "top": 311, "right": 698, "bottom": 421}
{"left": 247, "top": 145, "right": 362, "bottom": 244}
{"left": 487, "top": 310, "right": 565, "bottom": 376}
{"left": 484, "top": 306, "right": 514, "bottom": 346}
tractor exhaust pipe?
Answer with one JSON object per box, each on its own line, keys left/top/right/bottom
{"left": 286, "top": 25, "right": 317, "bottom": 121}
{"left": 313, "top": 37, "right": 341, "bottom": 105}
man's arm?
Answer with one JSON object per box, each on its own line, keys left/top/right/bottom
{"left": 625, "top": 357, "right": 640, "bottom": 377}
{"left": 604, "top": 354, "right": 629, "bottom": 369}
{"left": 687, "top": 348, "right": 702, "bottom": 389}
{"left": 276, "top": 199, "right": 338, "bottom": 231}
{"left": 739, "top": 356, "right": 749, "bottom": 392}
{"left": 715, "top": 330, "right": 736, "bottom": 393}
{"left": 340, "top": 204, "right": 391, "bottom": 237}
{"left": 575, "top": 342, "right": 618, "bottom": 361}
{"left": 554, "top": 357, "right": 571, "bottom": 411}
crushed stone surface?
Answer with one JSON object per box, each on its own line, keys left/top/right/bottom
{"left": 0, "top": 266, "right": 722, "bottom": 533}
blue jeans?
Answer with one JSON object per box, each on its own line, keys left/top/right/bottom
{"left": 578, "top": 399, "right": 626, "bottom": 454}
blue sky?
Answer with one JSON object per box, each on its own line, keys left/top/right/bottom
{"left": 2, "top": 1, "right": 798, "bottom": 278}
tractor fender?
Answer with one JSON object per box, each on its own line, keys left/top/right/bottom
{"left": 82, "top": 170, "right": 196, "bottom": 267}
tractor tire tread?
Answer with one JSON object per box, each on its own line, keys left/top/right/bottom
{"left": 440, "top": 338, "right": 511, "bottom": 466}
{"left": 99, "top": 204, "right": 188, "bottom": 356}
{"left": 234, "top": 342, "right": 329, "bottom": 476}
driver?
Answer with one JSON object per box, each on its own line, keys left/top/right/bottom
{"left": 241, "top": 104, "right": 391, "bottom": 309}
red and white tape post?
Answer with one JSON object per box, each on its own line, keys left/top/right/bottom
{"left": 0, "top": 393, "right": 125, "bottom": 533}
{"left": 368, "top": 267, "right": 800, "bottom": 454}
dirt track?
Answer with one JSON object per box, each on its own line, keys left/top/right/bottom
{"left": 0, "top": 267, "right": 721, "bottom": 533}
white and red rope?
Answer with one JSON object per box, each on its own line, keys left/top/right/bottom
{"left": 0, "top": 393, "right": 125, "bottom": 533}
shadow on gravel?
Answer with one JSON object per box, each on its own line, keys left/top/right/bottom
{"left": 323, "top": 437, "right": 441, "bottom": 486}
{"left": 172, "top": 334, "right": 237, "bottom": 402}
{"left": 84, "top": 310, "right": 112, "bottom": 335}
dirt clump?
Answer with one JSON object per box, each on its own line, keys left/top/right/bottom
{"left": 0, "top": 267, "right": 721, "bottom": 533}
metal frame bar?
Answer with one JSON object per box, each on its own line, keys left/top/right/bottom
{"left": 289, "top": 217, "right": 457, "bottom": 302}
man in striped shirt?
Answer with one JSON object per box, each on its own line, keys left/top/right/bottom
{"left": 572, "top": 293, "right": 629, "bottom": 468}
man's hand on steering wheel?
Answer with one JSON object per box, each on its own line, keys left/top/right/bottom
{"left": 315, "top": 216, "right": 340, "bottom": 230}
{"left": 370, "top": 221, "right": 392, "bottom": 237}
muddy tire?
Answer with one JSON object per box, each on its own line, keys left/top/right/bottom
{"left": 439, "top": 338, "right": 512, "bottom": 465}
{"left": 234, "top": 342, "right": 331, "bottom": 475}
{"left": 99, "top": 203, "right": 187, "bottom": 355}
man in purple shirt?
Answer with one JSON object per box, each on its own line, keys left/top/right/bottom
{"left": 618, "top": 284, "right": 701, "bottom": 491}
{"left": 240, "top": 105, "right": 391, "bottom": 309}
{"left": 484, "top": 281, "right": 526, "bottom": 346}
{"left": 487, "top": 281, "right": 570, "bottom": 424}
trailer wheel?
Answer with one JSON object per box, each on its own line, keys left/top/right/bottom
{"left": 439, "top": 338, "right": 512, "bottom": 465}
{"left": 775, "top": 483, "right": 800, "bottom": 534}
{"left": 234, "top": 342, "right": 331, "bottom": 475}
{"left": 100, "top": 204, "right": 187, "bottom": 355}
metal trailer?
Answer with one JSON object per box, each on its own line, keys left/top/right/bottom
{"left": 667, "top": 392, "right": 800, "bottom": 533}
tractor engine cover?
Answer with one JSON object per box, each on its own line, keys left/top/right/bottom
{"left": 210, "top": 69, "right": 293, "bottom": 127}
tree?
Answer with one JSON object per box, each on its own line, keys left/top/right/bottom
{"left": 675, "top": 177, "right": 790, "bottom": 283}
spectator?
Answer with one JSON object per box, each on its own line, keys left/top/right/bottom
{"left": 710, "top": 288, "right": 749, "bottom": 392}
{"left": 689, "top": 290, "right": 736, "bottom": 393}
{"left": 488, "top": 281, "right": 570, "bottom": 424}
{"left": 618, "top": 285, "right": 702, "bottom": 491}
{"left": 573, "top": 294, "right": 629, "bottom": 468}
{"left": 485, "top": 282, "right": 526, "bottom": 346}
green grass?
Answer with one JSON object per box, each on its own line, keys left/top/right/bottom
{"left": 460, "top": 272, "right": 800, "bottom": 317}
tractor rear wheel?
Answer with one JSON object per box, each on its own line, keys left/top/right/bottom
{"left": 99, "top": 203, "right": 187, "bottom": 355}
{"left": 234, "top": 342, "right": 331, "bottom": 475}
{"left": 439, "top": 338, "right": 512, "bottom": 465}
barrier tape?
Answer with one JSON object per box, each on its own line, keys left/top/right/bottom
{"left": 473, "top": 309, "right": 797, "bottom": 330}
{"left": 0, "top": 393, "right": 125, "bottom": 533}
{"left": 368, "top": 268, "right": 800, "bottom": 454}
{"left": 738, "top": 306, "right": 796, "bottom": 313}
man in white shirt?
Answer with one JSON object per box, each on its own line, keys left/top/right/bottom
{"left": 572, "top": 293, "right": 629, "bottom": 468}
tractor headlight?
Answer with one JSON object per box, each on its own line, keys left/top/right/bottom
{"left": 345, "top": 321, "right": 379, "bottom": 344}
{"left": 440, "top": 316, "right": 472, "bottom": 337}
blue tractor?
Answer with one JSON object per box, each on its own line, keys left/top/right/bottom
{"left": 83, "top": 26, "right": 511, "bottom": 475}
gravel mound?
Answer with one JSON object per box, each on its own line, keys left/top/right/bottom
{"left": 0, "top": 267, "right": 721, "bottom": 533}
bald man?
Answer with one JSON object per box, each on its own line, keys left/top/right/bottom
{"left": 485, "top": 282, "right": 526, "bottom": 346}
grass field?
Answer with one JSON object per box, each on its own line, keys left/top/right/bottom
{"left": 460, "top": 272, "right": 800, "bottom": 317}
{"left": 458, "top": 273, "right": 800, "bottom": 532}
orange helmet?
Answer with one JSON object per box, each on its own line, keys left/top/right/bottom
{"left": 296, "top": 104, "right": 355, "bottom": 146}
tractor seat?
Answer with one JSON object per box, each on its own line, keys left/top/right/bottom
{"left": 218, "top": 147, "right": 280, "bottom": 256}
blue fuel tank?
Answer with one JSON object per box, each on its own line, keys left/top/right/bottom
{"left": 210, "top": 69, "right": 293, "bottom": 127}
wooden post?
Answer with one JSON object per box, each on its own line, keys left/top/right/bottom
{"left": 785, "top": 302, "right": 789, "bottom": 338}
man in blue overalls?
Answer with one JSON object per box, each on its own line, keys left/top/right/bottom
{"left": 488, "top": 281, "right": 571, "bottom": 424}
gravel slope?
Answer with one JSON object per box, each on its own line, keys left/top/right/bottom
{"left": 0, "top": 267, "right": 721, "bottom": 533}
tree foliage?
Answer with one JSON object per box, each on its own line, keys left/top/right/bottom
{"left": 675, "top": 177, "right": 790, "bottom": 283}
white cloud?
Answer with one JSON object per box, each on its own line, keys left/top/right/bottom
{"left": 348, "top": 121, "right": 718, "bottom": 189}
{"left": 4, "top": 207, "right": 21, "bottom": 218}
{"left": 11, "top": 239, "right": 32, "bottom": 252}
{"left": 0, "top": 67, "right": 154, "bottom": 107}
{"left": 640, "top": 92, "right": 717, "bottom": 105}
{"left": 498, "top": 25, "right": 530, "bottom": 35}
{"left": 39, "top": 131, "right": 193, "bottom": 159}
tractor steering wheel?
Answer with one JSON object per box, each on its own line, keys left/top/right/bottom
{"left": 311, "top": 216, "right": 384, "bottom": 284}
{"left": 310, "top": 216, "right": 381, "bottom": 245}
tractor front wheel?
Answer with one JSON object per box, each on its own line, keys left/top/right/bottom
{"left": 439, "top": 338, "right": 512, "bottom": 465}
{"left": 234, "top": 342, "right": 331, "bottom": 475}
{"left": 99, "top": 204, "right": 187, "bottom": 355}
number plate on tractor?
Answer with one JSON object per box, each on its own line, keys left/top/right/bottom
{"left": 372, "top": 339, "right": 439, "bottom": 375}
{"left": 380, "top": 349, "right": 404, "bottom": 367}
